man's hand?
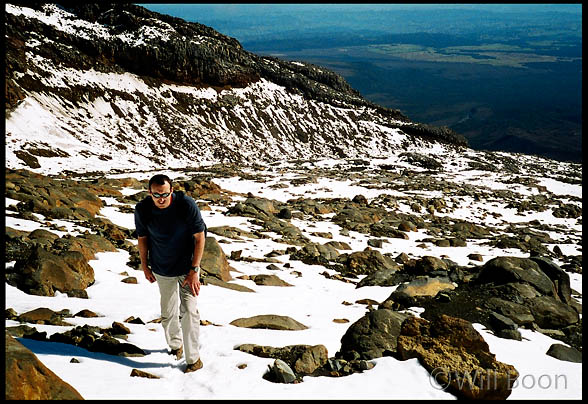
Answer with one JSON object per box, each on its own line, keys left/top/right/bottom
{"left": 182, "top": 270, "right": 201, "bottom": 297}
{"left": 143, "top": 266, "right": 156, "bottom": 283}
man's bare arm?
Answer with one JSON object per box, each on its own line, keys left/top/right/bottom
{"left": 138, "top": 236, "right": 156, "bottom": 283}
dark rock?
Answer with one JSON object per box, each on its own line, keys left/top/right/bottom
{"left": 338, "top": 309, "right": 410, "bottom": 360}
{"left": 338, "top": 248, "right": 399, "bottom": 277}
{"left": 277, "top": 207, "right": 292, "bottom": 219}
{"left": 527, "top": 295, "right": 579, "bottom": 329}
{"left": 476, "top": 256, "right": 555, "bottom": 296}
{"left": 530, "top": 256, "right": 572, "bottom": 304}
{"left": 545, "top": 344, "right": 582, "bottom": 363}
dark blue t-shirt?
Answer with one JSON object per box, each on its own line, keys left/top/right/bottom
{"left": 134, "top": 192, "right": 206, "bottom": 277}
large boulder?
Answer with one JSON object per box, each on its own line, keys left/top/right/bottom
{"left": 527, "top": 296, "right": 579, "bottom": 329}
{"left": 395, "top": 314, "right": 519, "bottom": 400}
{"left": 200, "top": 236, "right": 232, "bottom": 282}
{"left": 338, "top": 309, "right": 410, "bottom": 360}
{"left": 7, "top": 246, "right": 95, "bottom": 298}
{"left": 5, "top": 334, "right": 84, "bottom": 400}
{"left": 476, "top": 256, "right": 555, "bottom": 296}
{"left": 530, "top": 257, "right": 573, "bottom": 304}
{"left": 338, "top": 248, "right": 399, "bottom": 277}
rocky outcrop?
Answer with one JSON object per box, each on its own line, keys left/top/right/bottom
{"left": 5, "top": 3, "right": 473, "bottom": 175}
{"left": 394, "top": 315, "right": 519, "bottom": 400}
{"left": 5, "top": 334, "right": 84, "bottom": 400}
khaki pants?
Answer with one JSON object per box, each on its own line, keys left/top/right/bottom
{"left": 153, "top": 272, "right": 201, "bottom": 364}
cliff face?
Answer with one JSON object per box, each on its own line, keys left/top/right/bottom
{"left": 5, "top": 2, "right": 467, "bottom": 174}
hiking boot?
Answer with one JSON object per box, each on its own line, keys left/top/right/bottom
{"left": 170, "top": 346, "right": 183, "bottom": 360}
{"left": 184, "top": 358, "right": 203, "bottom": 373}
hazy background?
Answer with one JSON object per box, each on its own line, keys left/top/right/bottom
{"left": 138, "top": 4, "right": 582, "bottom": 162}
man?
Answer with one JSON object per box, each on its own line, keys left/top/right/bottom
{"left": 134, "top": 174, "right": 206, "bottom": 373}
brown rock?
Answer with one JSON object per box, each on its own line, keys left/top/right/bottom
{"left": 230, "top": 314, "right": 308, "bottom": 330}
{"left": 8, "top": 246, "right": 94, "bottom": 297}
{"left": 396, "top": 315, "right": 518, "bottom": 400}
{"left": 130, "top": 369, "right": 160, "bottom": 379}
{"left": 5, "top": 334, "right": 84, "bottom": 399}
{"left": 201, "top": 236, "right": 232, "bottom": 281}
{"left": 250, "top": 274, "right": 293, "bottom": 287}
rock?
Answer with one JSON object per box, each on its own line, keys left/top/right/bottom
{"left": 325, "top": 241, "right": 352, "bottom": 250}
{"left": 367, "top": 238, "right": 383, "bottom": 248}
{"left": 527, "top": 295, "right": 579, "bottom": 329}
{"left": 130, "top": 369, "right": 160, "bottom": 379}
{"left": 238, "top": 343, "right": 328, "bottom": 376}
{"left": 200, "top": 236, "right": 232, "bottom": 282}
{"left": 249, "top": 274, "right": 293, "bottom": 287}
{"left": 17, "top": 307, "right": 72, "bottom": 326}
{"left": 339, "top": 248, "right": 399, "bottom": 277}
{"left": 338, "top": 309, "right": 410, "bottom": 360}
{"left": 268, "top": 359, "right": 297, "bottom": 383}
{"left": 229, "top": 314, "right": 308, "bottom": 330}
{"left": 395, "top": 315, "right": 519, "bottom": 400}
{"left": 290, "top": 242, "right": 340, "bottom": 265}
{"left": 5, "top": 334, "right": 84, "bottom": 399}
{"left": 529, "top": 256, "right": 572, "bottom": 304}
{"left": 356, "top": 268, "right": 410, "bottom": 288}
{"left": 5, "top": 325, "right": 47, "bottom": 341}
{"left": 202, "top": 276, "right": 255, "bottom": 293}
{"left": 489, "top": 312, "right": 522, "bottom": 341}
{"left": 410, "top": 256, "right": 449, "bottom": 274}
{"left": 398, "top": 220, "right": 417, "bottom": 232}
{"left": 545, "top": 344, "right": 582, "bottom": 363}
{"left": 7, "top": 246, "right": 94, "bottom": 297}
{"left": 468, "top": 253, "right": 484, "bottom": 262}
{"left": 74, "top": 309, "right": 100, "bottom": 318}
{"left": 48, "top": 325, "right": 146, "bottom": 357}
{"left": 277, "top": 207, "right": 292, "bottom": 219}
{"left": 476, "top": 256, "right": 555, "bottom": 296}
{"left": 486, "top": 297, "right": 536, "bottom": 326}
{"left": 390, "top": 276, "right": 456, "bottom": 302}
{"left": 352, "top": 194, "right": 368, "bottom": 205}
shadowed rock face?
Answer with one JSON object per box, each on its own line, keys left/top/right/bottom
{"left": 5, "top": 334, "right": 84, "bottom": 400}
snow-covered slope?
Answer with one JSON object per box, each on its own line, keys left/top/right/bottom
{"left": 5, "top": 3, "right": 465, "bottom": 175}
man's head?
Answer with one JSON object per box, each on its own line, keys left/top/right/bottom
{"left": 149, "top": 174, "right": 173, "bottom": 209}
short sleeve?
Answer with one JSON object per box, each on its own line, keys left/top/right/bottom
{"left": 134, "top": 205, "right": 148, "bottom": 237}
{"left": 185, "top": 196, "right": 206, "bottom": 235}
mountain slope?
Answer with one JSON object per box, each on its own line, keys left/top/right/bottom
{"left": 5, "top": 2, "right": 466, "bottom": 174}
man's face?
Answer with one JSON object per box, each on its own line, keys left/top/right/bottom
{"left": 150, "top": 181, "right": 173, "bottom": 209}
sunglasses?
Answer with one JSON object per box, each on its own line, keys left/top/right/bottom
{"left": 151, "top": 192, "right": 171, "bottom": 198}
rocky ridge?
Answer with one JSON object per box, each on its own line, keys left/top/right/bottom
{"left": 6, "top": 2, "right": 466, "bottom": 174}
